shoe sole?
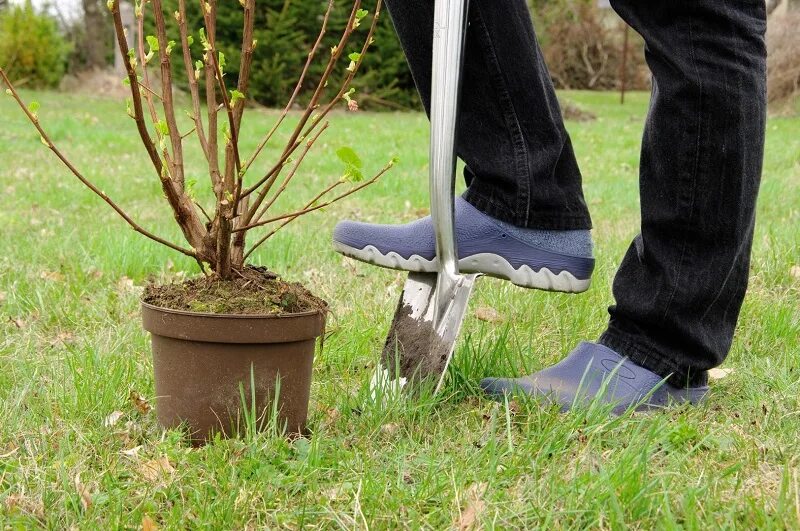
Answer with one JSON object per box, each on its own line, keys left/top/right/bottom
{"left": 333, "top": 241, "right": 591, "bottom": 293}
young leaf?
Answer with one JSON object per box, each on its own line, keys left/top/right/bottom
{"left": 198, "top": 28, "right": 211, "bottom": 51}
{"left": 348, "top": 52, "right": 362, "bottom": 62}
{"left": 218, "top": 51, "right": 226, "bottom": 73}
{"left": 336, "top": 147, "right": 362, "bottom": 169}
{"left": 28, "top": 101, "right": 40, "bottom": 118}
{"left": 146, "top": 35, "right": 159, "bottom": 52}
{"left": 230, "top": 89, "right": 245, "bottom": 104}
{"left": 341, "top": 165, "right": 364, "bottom": 183}
{"left": 156, "top": 120, "right": 169, "bottom": 137}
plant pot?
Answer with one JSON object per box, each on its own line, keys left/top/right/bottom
{"left": 141, "top": 301, "right": 325, "bottom": 444}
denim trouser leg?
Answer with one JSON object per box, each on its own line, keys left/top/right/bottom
{"left": 386, "top": 1, "right": 767, "bottom": 387}
{"left": 383, "top": 0, "right": 593, "bottom": 230}
{"left": 598, "top": 1, "right": 767, "bottom": 387}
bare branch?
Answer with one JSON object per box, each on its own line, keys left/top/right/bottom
{"left": 153, "top": 0, "right": 186, "bottom": 188}
{"left": 239, "top": 160, "right": 393, "bottom": 236}
{"left": 243, "top": 161, "right": 393, "bottom": 259}
{"left": 244, "top": 181, "right": 343, "bottom": 254}
{"left": 111, "top": 0, "right": 208, "bottom": 254}
{"left": 177, "top": 0, "right": 210, "bottom": 162}
{"left": 250, "top": 122, "right": 330, "bottom": 225}
{"left": 112, "top": 2, "right": 163, "bottom": 176}
{"left": 239, "top": 0, "right": 335, "bottom": 177}
{"left": 238, "top": 0, "right": 366, "bottom": 232}
{"left": 198, "top": 0, "right": 242, "bottom": 177}
{"left": 0, "top": 68, "right": 196, "bottom": 259}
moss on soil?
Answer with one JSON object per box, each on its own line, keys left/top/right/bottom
{"left": 142, "top": 266, "right": 327, "bottom": 315}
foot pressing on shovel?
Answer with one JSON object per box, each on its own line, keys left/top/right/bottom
{"left": 333, "top": 196, "right": 594, "bottom": 293}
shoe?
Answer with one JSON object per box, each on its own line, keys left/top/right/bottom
{"left": 333, "top": 197, "right": 594, "bottom": 293}
{"left": 479, "top": 342, "right": 709, "bottom": 414}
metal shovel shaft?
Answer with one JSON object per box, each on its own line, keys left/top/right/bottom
{"left": 430, "top": 0, "right": 470, "bottom": 329}
{"left": 377, "top": 0, "right": 475, "bottom": 394}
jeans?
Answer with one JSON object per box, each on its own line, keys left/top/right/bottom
{"left": 384, "top": 0, "right": 767, "bottom": 387}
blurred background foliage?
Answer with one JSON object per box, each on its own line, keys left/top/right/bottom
{"left": 0, "top": 1, "right": 70, "bottom": 88}
{"left": 0, "top": 0, "right": 797, "bottom": 111}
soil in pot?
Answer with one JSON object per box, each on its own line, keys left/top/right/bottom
{"left": 141, "top": 266, "right": 327, "bottom": 444}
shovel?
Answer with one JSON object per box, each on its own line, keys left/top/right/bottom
{"left": 378, "top": 0, "right": 477, "bottom": 394}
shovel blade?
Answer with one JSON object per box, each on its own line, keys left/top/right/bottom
{"left": 380, "top": 271, "right": 478, "bottom": 392}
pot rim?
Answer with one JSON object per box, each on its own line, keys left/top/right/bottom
{"left": 140, "top": 300, "right": 327, "bottom": 320}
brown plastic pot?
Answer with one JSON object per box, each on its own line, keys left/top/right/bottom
{"left": 141, "top": 301, "right": 325, "bottom": 444}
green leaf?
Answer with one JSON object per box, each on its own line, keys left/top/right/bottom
{"left": 356, "top": 9, "right": 369, "bottom": 19}
{"left": 146, "top": 35, "right": 159, "bottom": 52}
{"left": 186, "top": 178, "right": 198, "bottom": 200}
{"left": 336, "top": 146, "right": 362, "bottom": 169}
{"left": 166, "top": 40, "right": 176, "bottom": 55}
{"left": 218, "top": 51, "right": 226, "bottom": 72}
{"left": 156, "top": 120, "right": 169, "bottom": 136}
{"left": 348, "top": 52, "right": 362, "bottom": 62}
{"left": 198, "top": 28, "right": 211, "bottom": 51}
{"left": 28, "top": 101, "right": 40, "bottom": 116}
{"left": 341, "top": 165, "right": 364, "bottom": 183}
{"left": 230, "top": 89, "right": 245, "bottom": 103}
{"left": 186, "top": 35, "right": 194, "bottom": 47}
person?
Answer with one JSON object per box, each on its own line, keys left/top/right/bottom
{"left": 332, "top": 0, "right": 767, "bottom": 412}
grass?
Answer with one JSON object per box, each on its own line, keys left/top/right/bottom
{"left": 0, "top": 89, "right": 798, "bottom": 529}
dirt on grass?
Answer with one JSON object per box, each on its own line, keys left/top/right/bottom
{"left": 142, "top": 266, "right": 327, "bottom": 316}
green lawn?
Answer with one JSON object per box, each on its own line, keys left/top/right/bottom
{"left": 1, "top": 89, "right": 799, "bottom": 529}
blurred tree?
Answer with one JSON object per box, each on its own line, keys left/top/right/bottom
{"left": 0, "top": 1, "right": 69, "bottom": 87}
{"left": 151, "top": 0, "right": 418, "bottom": 110}
{"left": 81, "top": 0, "right": 112, "bottom": 69}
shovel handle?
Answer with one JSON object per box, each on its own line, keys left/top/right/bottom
{"left": 430, "top": 0, "right": 470, "bottom": 325}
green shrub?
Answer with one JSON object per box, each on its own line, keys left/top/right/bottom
{"left": 0, "top": 1, "right": 69, "bottom": 88}
{"left": 150, "top": 0, "right": 418, "bottom": 110}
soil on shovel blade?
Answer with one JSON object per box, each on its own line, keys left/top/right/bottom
{"left": 143, "top": 266, "right": 327, "bottom": 316}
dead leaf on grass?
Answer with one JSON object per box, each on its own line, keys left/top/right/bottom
{"left": 129, "top": 391, "right": 152, "bottom": 414}
{"left": 457, "top": 482, "right": 487, "bottom": 530}
{"left": 9, "top": 317, "right": 26, "bottom": 329}
{"left": 790, "top": 265, "right": 800, "bottom": 279}
{"left": 74, "top": 473, "right": 92, "bottom": 511}
{"left": 0, "top": 291, "right": 6, "bottom": 303}
{"left": 117, "top": 276, "right": 138, "bottom": 294}
{"left": 39, "top": 270, "right": 65, "bottom": 282}
{"left": 4, "top": 493, "right": 44, "bottom": 519}
{"left": 474, "top": 306, "right": 504, "bottom": 324}
{"left": 104, "top": 410, "right": 124, "bottom": 427}
{"left": 50, "top": 331, "right": 76, "bottom": 346}
{"left": 0, "top": 446, "right": 19, "bottom": 458}
{"left": 708, "top": 368, "right": 734, "bottom": 380}
{"left": 120, "top": 445, "right": 143, "bottom": 459}
{"left": 139, "top": 456, "right": 175, "bottom": 482}
{"left": 381, "top": 423, "right": 399, "bottom": 435}
{"left": 142, "top": 515, "right": 159, "bottom": 531}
